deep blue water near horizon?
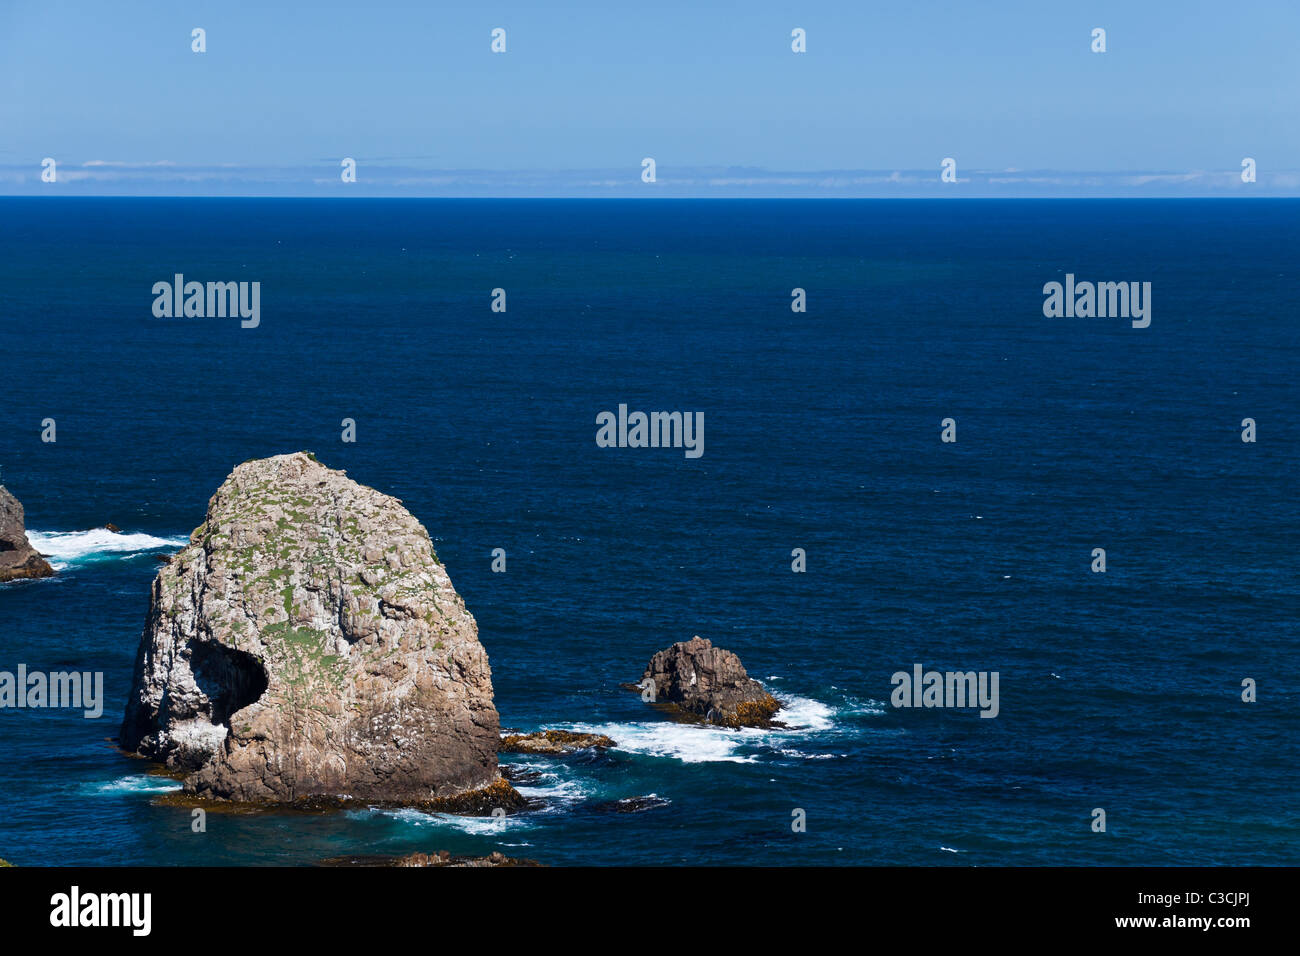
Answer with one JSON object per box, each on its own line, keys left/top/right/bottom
{"left": 0, "top": 197, "right": 1295, "bottom": 866}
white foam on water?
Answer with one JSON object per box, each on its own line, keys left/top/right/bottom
{"left": 775, "top": 693, "right": 836, "bottom": 731}
{"left": 515, "top": 774, "right": 591, "bottom": 805}
{"left": 837, "top": 696, "right": 888, "bottom": 717}
{"left": 347, "top": 807, "right": 533, "bottom": 835}
{"left": 557, "top": 692, "right": 841, "bottom": 765}
{"left": 27, "top": 529, "right": 188, "bottom": 569}
{"left": 774, "top": 748, "right": 844, "bottom": 760}
{"left": 559, "top": 719, "right": 761, "bottom": 764}
{"left": 502, "top": 758, "right": 594, "bottom": 805}
{"left": 86, "top": 775, "right": 183, "bottom": 795}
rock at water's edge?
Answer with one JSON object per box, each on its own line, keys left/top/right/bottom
{"left": 321, "top": 849, "right": 541, "bottom": 867}
{"left": 500, "top": 730, "right": 616, "bottom": 755}
{"left": 0, "top": 486, "right": 55, "bottom": 583}
{"left": 120, "top": 452, "right": 511, "bottom": 807}
{"left": 634, "top": 635, "right": 781, "bottom": 728}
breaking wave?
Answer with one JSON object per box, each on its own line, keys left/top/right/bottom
{"left": 26, "top": 529, "right": 188, "bottom": 569}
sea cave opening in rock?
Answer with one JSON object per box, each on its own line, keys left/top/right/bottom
{"left": 189, "top": 640, "right": 269, "bottom": 728}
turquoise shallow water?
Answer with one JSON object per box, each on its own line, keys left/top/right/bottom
{"left": 0, "top": 198, "right": 1296, "bottom": 865}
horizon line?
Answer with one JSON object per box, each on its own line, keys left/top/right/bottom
{"left": 4, "top": 194, "right": 1297, "bottom": 202}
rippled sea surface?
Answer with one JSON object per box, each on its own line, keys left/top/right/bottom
{"left": 0, "top": 198, "right": 1296, "bottom": 865}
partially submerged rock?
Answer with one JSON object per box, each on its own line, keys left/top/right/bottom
{"left": 500, "top": 730, "right": 616, "bottom": 755}
{"left": 154, "top": 775, "right": 529, "bottom": 816}
{"left": 394, "top": 850, "right": 539, "bottom": 868}
{"left": 499, "top": 764, "right": 545, "bottom": 785}
{"left": 588, "top": 794, "right": 671, "bottom": 814}
{"left": 120, "top": 452, "right": 517, "bottom": 809}
{"left": 0, "top": 486, "right": 55, "bottom": 583}
{"left": 321, "top": 849, "right": 541, "bottom": 867}
{"left": 633, "top": 636, "right": 781, "bottom": 728}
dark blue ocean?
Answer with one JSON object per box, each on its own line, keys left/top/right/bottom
{"left": 0, "top": 198, "right": 1295, "bottom": 866}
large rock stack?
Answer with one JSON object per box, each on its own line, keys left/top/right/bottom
{"left": 120, "top": 452, "right": 515, "bottom": 809}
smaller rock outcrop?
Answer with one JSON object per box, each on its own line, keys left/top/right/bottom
{"left": 633, "top": 636, "right": 781, "bottom": 728}
{"left": 0, "top": 486, "right": 55, "bottom": 583}
{"left": 500, "top": 730, "right": 616, "bottom": 755}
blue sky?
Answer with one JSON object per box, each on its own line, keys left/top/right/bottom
{"left": 2, "top": 0, "right": 1298, "bottom": 196}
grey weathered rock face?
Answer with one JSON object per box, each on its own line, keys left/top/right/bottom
{"left": 120, "top": 452, "right": 505, "bottom": 805}
{"left": 0, "top": 486, "right": 55, "bottom": 584}
{"left": 636, "top": 636, "right": 781, "bottom": 728}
